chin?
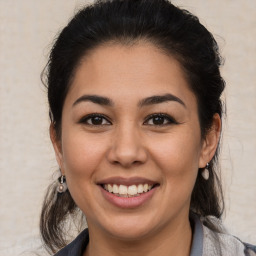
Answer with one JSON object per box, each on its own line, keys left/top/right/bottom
{"left": 108, "top": 227, "right": 152, "bottom": 241}
{"left": 99, "top": 215, "right": 158, "bottom": 241}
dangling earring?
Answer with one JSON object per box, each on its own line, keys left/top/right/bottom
{"left": 201, "top": 163, "right": 210, "bottom": 180}
{"left": 57, "top": 175, "right": 67, "bottom": 193}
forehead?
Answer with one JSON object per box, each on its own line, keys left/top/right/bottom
{"left": 66, "top": 42, "right": 196, "bottom": 107}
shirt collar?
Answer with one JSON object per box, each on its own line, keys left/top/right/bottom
{"left": 190, "top": 213, "right": 203, "bottom": 256}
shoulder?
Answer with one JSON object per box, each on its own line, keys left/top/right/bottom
{"left": 201, "top": 218, "right": 256, "bottom": 256}
{"left": 54, "top": 229, "right": 89, "bottom": 256}
{"left": 244, "top": 243, "right": 256, "bottom": 256}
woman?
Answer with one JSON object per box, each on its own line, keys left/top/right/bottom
{"left": 40, "top": 0, "right": 256, "bottom": 255}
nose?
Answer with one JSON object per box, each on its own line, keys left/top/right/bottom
{"left": 107, "top": 125, "right": 147, "bottom": 168}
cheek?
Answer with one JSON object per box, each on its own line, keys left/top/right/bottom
{"left": 61, "top": 129, "right": 108, "bottom": 179}
{"left": 148, "top": 130, "right": 201, "bottom": 180}
{"left": 149, "top": 132, "right": 201, "bottom": 213}
{"left": 60, "top": 130, "right": 109, "bottom": 211}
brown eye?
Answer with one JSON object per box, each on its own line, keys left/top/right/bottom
{"left": 144, "top": 113, "right": 177, "bottom": 126}
{"left": 151, "top": 116, "right": 165, "bottom": 125}
{"left": 90, "top": 116, "right": 104, "bottom": 125}
{"left": 80, "top": 114, "right": 111, "bottom": 126}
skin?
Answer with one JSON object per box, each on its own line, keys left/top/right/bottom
{"left": 51, "top": 42, "right": 221, "bottom": 256}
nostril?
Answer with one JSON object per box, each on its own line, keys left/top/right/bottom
{"left": 106, "top": 138, "right": 148, "bottom": 167}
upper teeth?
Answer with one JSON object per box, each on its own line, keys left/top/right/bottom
{"left": 103, "top": 184, "right": 153, "bottom": 196}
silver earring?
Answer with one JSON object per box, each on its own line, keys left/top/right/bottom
{"left": 201, "top": 163, "right": 210, "bottom": 180}
{"left": 57, "top": 175, "right": 67, "bottom": 193}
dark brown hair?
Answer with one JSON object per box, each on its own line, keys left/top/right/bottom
{"left": 41, "top": 0, "right": 225, "bottom": 253}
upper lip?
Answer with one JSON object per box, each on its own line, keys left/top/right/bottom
{"left": 97, "top": 176, "right": 159, "bottom": 186}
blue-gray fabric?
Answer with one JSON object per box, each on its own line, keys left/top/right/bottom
{"left": 190, "top": 214, "right": 203, "bottom": 256}
{"left": 54, "top": 229, "right": 89, "bottom": 256}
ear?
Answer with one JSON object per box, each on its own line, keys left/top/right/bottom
{"left": 199, "top": 113, "right": 221, "bottom": 168}
{"left": 49, "top": 123, "right": 65, "bottom": 175}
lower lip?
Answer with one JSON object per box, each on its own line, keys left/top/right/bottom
{"left": 99, "top": 186, "right": 157, "bottom": 209}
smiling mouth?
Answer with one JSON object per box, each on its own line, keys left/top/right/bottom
{"left": 101, "top": 183, "right": 159, "bottom": 198}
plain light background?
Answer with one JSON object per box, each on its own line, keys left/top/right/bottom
{"left": 0, "top": 0, "right": 255, "bottom": 255}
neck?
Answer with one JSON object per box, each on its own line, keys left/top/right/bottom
{"left": 84, "top": 216, "right": 192, "bottom": 256}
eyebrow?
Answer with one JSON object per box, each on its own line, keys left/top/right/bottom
{"left": 72, "top": 93, "right": 186, "bottom": 108}
{"left": 73, "top": 95, "right": 114, "bottom": 107}
{"left": 139, "top": 93, "right": 186, "bottom": 108}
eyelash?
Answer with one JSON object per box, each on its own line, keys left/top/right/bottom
{"left": 79, "top": 113, "right": 111, "bottom": 126}
{"left": 79, "top": 113, "right": 178, "bottom": 126}
{"left": 144, "top": 113, "right": 178, "bottom": 126}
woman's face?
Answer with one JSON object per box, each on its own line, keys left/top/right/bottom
{"left": 52, "top": 42, "right": 218, "bottom": 240}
